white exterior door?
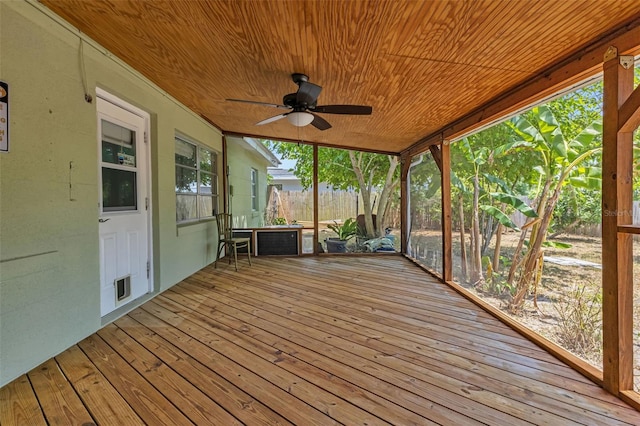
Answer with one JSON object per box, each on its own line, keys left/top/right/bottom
{"left": 97, "top": 95, "right": 151, "bottom": 316}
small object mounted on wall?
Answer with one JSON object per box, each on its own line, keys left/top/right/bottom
{"left": 0, "top": 81, "right": 8, "bottom": 153}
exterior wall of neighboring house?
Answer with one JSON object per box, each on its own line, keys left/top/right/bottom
{"left": 268, "top": 168, "right": 305, "bottom": 192}
{"left": 0, "top": 1, "right": 224, "bottom": 386}
{"left": 226, "top": 137, "right": 279, "bottom": 228}
{"left": 268, "top": 167, "right": 350, "bottom": 193}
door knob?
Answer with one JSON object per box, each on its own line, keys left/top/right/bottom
{"left": 99, "top": 218, "right": 110, "bottom": 223}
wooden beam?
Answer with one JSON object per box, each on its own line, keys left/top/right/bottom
{"left": 620, "top": 391, "right": 640, "bottom": 414}
{"left": 222, "top": 135, "right": 228, "bottom": 214}
{"left": 429, "top": 145, "right": 443, "bottom": 172}
{"left": 400, "top": 152, "right": 411, "bottom": 254}
{"left": 403, "top": 18, "right": 640, "bottom": 157}
{"left": 223, "top": 131, "right": 399, "bottom": 157}
{"left": 441, "top": 143, "right": 452, "bottom": 282}
{"left": 617, "top": 224, "right": 640, "bottom": 235}
{"left": 618, "top": 83, "right": 640, "bottom": 133}
{"left": 602, "top": 51, "right": 635, "bottom": 395}
{"left": 313, "top": 145, "right": 319, "bottom": 255}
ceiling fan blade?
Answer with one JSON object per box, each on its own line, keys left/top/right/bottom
{"left": 310, "top": 113, "right": 331, "bottom": 131}
{"left": 226, "top": 99, "right": 290, "bottom": 109}
{"left": 256, "top": 113, "right": 289, "bottom": 126}
{"left": 296, "top": 81, "right": 322, "bottom": 106}
{"left": 313, "top": 104, "right": 372, "bottom": 115}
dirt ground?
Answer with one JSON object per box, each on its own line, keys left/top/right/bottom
{"left": 410, "top": 229, "right": 640, "bottom": 390}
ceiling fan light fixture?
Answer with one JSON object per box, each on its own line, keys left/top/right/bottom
{"left": 287, "top": 111, "right": 314, "bottom": 127}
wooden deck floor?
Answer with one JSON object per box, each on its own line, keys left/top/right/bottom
{"left": 1, "top": 256, "right": 639, "bottom": 425}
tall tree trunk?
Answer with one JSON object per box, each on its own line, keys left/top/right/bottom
{"left": 349, "top": 151, "right": 375, "bottom": 237}
{"left": 507, "top": 180, "right": 549, "bottom": 286}
{"left": 380, "top": 179, "right": 399, "bottom": 232}
{"left": 458, "top": 193, "right": 469, "bottom": 282}
{"left": 491, "top": 202, "right": 507, "bottom": 272}
{"left": 507, "top": 226, "right": 528, "bottom": 284}
{"left": 470, "top": 172, "right": 484, "bottom": 284}
{"left": 492, "top": 222, "right": 503, "bottom": 272}
{"left": 510, "top": 181, "right": 562, "bottom": 312}
{"left": 375, "top": 155, "right": 400, "bottom": 236}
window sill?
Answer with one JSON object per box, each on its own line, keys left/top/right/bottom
{"left": 176, "top": 217, "right": 216, "bottom": 236}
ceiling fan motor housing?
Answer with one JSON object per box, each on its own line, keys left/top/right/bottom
{"left": 283, "top": 93, "right": 316, "bottom": 109}
{"left": 283, "top": 93, "right": 298, "bottom": 107}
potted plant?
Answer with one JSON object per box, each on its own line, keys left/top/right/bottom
{"left": 272, "top": 217, "right": 287, "bottom": 226}
{"left": 325, "top": 218, "right": 357, "bottom": 253}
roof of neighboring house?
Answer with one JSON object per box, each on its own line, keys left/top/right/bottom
{"left": 227, "top": 136, "right": 281, "bottom": 167}
{"left": 268, "top": 168, "right": 299, "bottom": 181}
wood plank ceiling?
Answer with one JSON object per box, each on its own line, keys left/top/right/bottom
{"left": 41, "top": 0, "right": 640, "bottom": 154}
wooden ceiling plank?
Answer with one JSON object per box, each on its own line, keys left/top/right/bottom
{"left": 39, "top": 0, "right": 640, "bottom": 154}
{"left": 404, "top": 14, "right": 640, "bottom": 157}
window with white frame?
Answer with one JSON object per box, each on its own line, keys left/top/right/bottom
{"left": 175, "top": 135, "right": 218, "bottom": 223}
{"left": 251, "top": 168, "right": 258, "bottom": 211}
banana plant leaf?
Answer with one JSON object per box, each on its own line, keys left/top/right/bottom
{"left": 451, "top": 171, "right": 467, "bottom": 193}
{"left": 524, "top": 240, "right": 572, "bottom": 249}
{"left": 493, "top": 139, "right": 535, "bottom": 157}
{"left": 483, "top": 174, "right": 511, "bottom": 193}
{"left": 479, "top": 205, "right": 520, "bottom": 231}
{"left": 489, "top": 193, "right": 538, "bottom": 218}
{"left": 542, "top": 241, "right": 572, "bottom": 249}
{"left": 571, "top": 122, "right": 602, "bottom": 148}
{"left": 568, "top": 175, "right": 601, "bottom": 190}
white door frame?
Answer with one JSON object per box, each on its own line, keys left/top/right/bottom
{"left": 96, "top": 87, "right": 153, "bottom": 315}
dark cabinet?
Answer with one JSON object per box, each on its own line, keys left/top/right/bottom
{"left": 232, "top": 227, "right": 302, "bottom": 256}
{"left": 256, "top": 230, "right": 299, "bottom": 255}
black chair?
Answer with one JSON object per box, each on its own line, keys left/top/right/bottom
{"left": 215, "top": 213, "right": 252, "bottom": 271}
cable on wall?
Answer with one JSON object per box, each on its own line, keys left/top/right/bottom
{"left": 78, "top": 38, "right": 93, "bottom": 103}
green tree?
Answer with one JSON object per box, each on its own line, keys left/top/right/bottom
{"left": 451, "top": 123, "right": 538, "bottom": 285}
{"left": 499, "top": 105, "right": 602, "bottom": 312}
{"left": 546, "top": 82, "right": 602, "bottom": 140}
{"left": 265, "top": 141, "right": 400, "bottom": 238}
{"left": 545, "top": 81, "right": 603, "bottom": 235}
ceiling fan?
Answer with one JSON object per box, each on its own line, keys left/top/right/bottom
{"left": 226, "top": 73, "right": 372, "bottom": 131}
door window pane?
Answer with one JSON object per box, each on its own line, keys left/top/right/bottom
{"left": 102, "top": 168, "right": 137, "bottom": 211}
{"left": 102, "top": 120, "right": 136, "bottom": 166}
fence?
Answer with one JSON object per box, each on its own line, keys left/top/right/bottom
{"left": 410, "top": 199, "right": 640, "bottom": 238}
{"left": 513, "top": 200, "right": 640, "bottom": 238}
{"left": 266, "top": 188, "right": 640, "bottom": 235}
{"left": 266, "top": 188, "right": 369, "bottom": 223}
{"left": 266, "top": 187, "right": 404, "bottom": 227}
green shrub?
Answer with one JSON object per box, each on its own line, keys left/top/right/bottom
{"left": 327, "top": 218, "right": 357, "bottom": 241}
